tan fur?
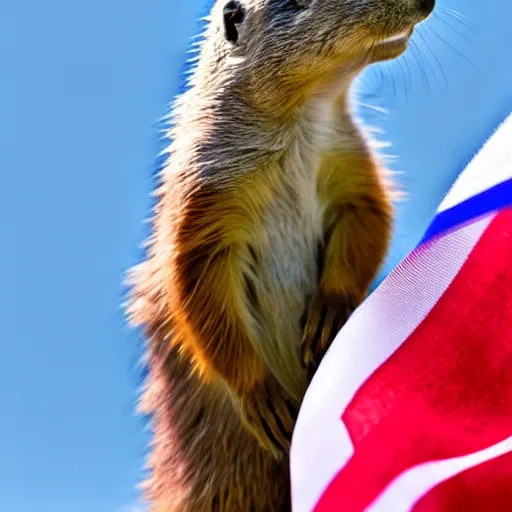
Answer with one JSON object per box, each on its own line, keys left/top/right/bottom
{"left": 126, "top": 0, "right": 434, "bottom": 510}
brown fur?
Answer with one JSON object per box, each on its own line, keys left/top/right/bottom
{"left": 126, "top": 0, "right": 434, "bottom": 510}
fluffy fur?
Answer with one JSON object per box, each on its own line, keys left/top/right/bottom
{"left": 126, "top": 0, "right": 434, "bottom": 510}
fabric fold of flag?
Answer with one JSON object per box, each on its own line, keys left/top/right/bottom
{"left": 290, "top": 112, "right": 512, "bottom": 512}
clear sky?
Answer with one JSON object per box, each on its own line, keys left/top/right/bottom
{"left": 1, "top": 0, "right": 511, "bottom": 511}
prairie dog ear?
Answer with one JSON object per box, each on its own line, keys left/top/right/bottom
{"left": 223, "top": 0, "right": 246, "bottom": 44}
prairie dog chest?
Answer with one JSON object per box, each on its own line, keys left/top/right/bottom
{"left": 260, "top": 98, "right": 335, "bottom": 296}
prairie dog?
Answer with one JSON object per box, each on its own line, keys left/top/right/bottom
{"left": 127, "top": 0, "right": 435, "bottom": 510}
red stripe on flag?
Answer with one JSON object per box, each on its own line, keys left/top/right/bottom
{"left": 314, "top": 209, "right": 512, "bottom": 512}
{"left": 412, "top": 451, "right": 512, "bottom": 511}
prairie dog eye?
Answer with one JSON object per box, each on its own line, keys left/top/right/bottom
{"left": 289, "top": 0, "right": 308, "bottom": 8}
{"left": 223, "top": 0, "right": 245, "bottom": 44}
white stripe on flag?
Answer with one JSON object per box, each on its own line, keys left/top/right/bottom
{"left": 438, "top": 112, "right": 512, "bottom": 213}
{"left": 290, "top": 215, "right": 494, "bottom": 512}
{"left": 367, "top": 436, "right": 512, "bottom": 512}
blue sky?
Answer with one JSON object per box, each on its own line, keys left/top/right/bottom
{"left": 1, "top": 0, "right": 511, "bottom": 510}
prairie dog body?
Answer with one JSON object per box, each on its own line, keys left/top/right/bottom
{"left": 127, "top": 0, "right": 435, "bottom": 510}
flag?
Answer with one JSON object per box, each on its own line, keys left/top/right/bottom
{"left": 290, "top": 112, "right": 512, "bottom": 512}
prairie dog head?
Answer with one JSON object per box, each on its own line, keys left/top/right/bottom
{"left": 221, "top": 0, "right": 432, "bottom": 56}
{"left": 190, "top": 0, "right": 434, "bottom": 114}
{"left": 202, "top": 0, "right": 433, "bottom": 76}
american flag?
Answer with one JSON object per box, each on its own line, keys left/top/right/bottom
{"left": 290, "top": 113, "right": 512, "bottom": 512}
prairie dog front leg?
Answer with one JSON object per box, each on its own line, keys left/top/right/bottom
{"left": 302, "top": 116, "right": 393, "bottom": 375}
{"left": 168, "top": 181, "right": 298, "bottom": 456}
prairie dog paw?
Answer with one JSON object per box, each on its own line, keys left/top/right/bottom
{"left": 239, "top": 379, "right": 298, "bottom": 457}
{"left": 300, "top": 292, "right": 355, "bottom": 379}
